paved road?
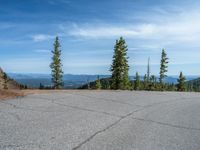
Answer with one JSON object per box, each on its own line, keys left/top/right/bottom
{"left": 0, "top": 91, "right": 200, "bottom": 150}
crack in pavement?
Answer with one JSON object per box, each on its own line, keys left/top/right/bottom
{"left": 0, "top": 97, "right": 122, "bottom": 118}
{"left": 32, "top": 93, "right": 142, "bottom": 107}
{"left": 51, "top": 92, "right": 199, "bottom": 109}
{"left": 71, "top": 96, "right": 196, "bottom": 150}
{"left": 1, "top": 93, "right": 198, "bottom": 150}
{"left": 68, "top": 93, "right": 143, "bottom": 107}
{"left": 33, "top": 96, "right": 123, "bottom": 118}
{"left": 0, "top": 95, "right": 192, "bottom": 124}
{"left": 0, "top": 100, "right": 82, "bottom": 115}
{"left": 131, "top": 117, "right": 200, "bottom": 131}
{"left": 0, "top": 100, "right": 64, "bottom": 113}
{"left": 52, "top": 101, "right": 122, "bottom": 118}
{"left": 71, "top": 108, "right": 143, "bottom": 150}
{"left": 71, "top": 103, "right": 164, "bottom": 150}
{"left": 0, "top": 94, "right": 193, "bottom": 122}
{"left": 0, "top": 143, "right": 41, "bottom": 149}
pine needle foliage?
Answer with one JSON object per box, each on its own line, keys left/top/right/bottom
{"left": 95, "top": 76, "right": 102, "bottom": 89}
{"left": 50, "top": 36, "right": 64, "bottom": 89}
{"left": 177, "top": 72, "right": 186, "bottom": 91}
{"left": 159, "top": 49, "right": 169, "bottom": 90}
{"left": 110, "top": 37, "right": 131, "bottom": 90}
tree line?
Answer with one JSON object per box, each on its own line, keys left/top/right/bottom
{"left": 50, "top": 36, "right": 187, "bottom": 91}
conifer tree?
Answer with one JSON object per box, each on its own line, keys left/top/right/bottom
{"left": 106, "top": 79, "right": 111, "bottom": 89}
{"left": 110, "top": 37, "right": 130, "bottom": 90}
{"left": 39, "top": 83, "right": 44, "bottom": 89}
{"left": 159, "top": 49, "right": 169, "bottom": 90}
{"left": 50, "top": 36, "right": 64, "bottom": 89}
{"left": 149, "top": 75, "right": 157, "bottom": 90}
{"left": 177, "top": 72, "right": 186, "bottom": 91}
{"left": 95, "top": 76, "right": 102, "bottom": 90}
{"left": 134, "top": 72, "right": 140, "bottom": 90}
{"left": 3, "top": 72, "right": 8, "bottom": 89}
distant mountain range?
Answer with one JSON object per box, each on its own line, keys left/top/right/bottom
{"left": 8, "top": 73, "right": 109, "bottom": 89}
{"left": 8, "top": 73, "right": 199, "bottom": 89}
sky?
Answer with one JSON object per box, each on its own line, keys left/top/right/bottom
{"left": 1, "top": 0, "right": 200, "bottom": 75}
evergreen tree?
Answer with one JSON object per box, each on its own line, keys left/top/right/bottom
{"left": 110, "top": 37, "right": 130, "bottom": 90}
{"left": 167, "top": 83, "right": 176, "bottom": 91}
{"left": 50, "top": 37, "right": 64, "bottom": 89}
{"left": 39, "top": 83, "right": 44, "bottom": 89}
{"left": 106, "top": 79, "right": 111, "bottom": 89}
{"left": 134, "top": 72, "right": 140, "bottom": 90}
{"left": 149, "top": 75, "right": 157, "bottom": 90}
{"left": 3, "top": 72, "right": 9, "bottom": 89}
{"left": 95, "top": 76, "right": 102, "bottom": 90}
{"left": 177, "top": 72, "right": 186, "bottom": 91}
{"left": 159, "top": 49, "right": 169, "bottom": 90}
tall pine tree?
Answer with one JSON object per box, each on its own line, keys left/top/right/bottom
{"left": 110, "top": 37, "right": 130, "bottom": 90}
{"left": 177, "top": 72, "right": 186, "bottom": 91}
{"left": 50, "top": 37, "right": 64, "bottom": 89}
{"left": 159, "top": 49, "right": 169, "bottom": 90}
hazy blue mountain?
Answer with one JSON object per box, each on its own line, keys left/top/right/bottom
{"left": 8, "top": 73, "right": 198, "bottom": 89}
{"left": 8, "top": 73, "right": 110, "bottom": 88}
{"left": 8, "top": 73, "right": 51, "bottom": 79}
{"left": 166, "top": 75, "right": 199, "bottom": 84}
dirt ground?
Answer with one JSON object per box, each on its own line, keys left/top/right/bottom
{"left": 0, "top": 89, "right": 52, "bottom": 100}
{"left": 0, "top": 90, "right": 24, "bottom": 100}
{"left": 0, "top": 89, "right": 79, "bottom": 100}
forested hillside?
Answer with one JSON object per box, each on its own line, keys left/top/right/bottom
{"left": 186, "top": 78, "right": 200, "bottom": 91}
{"left": 0, "top": 68, "right": 26, "bottom": 90}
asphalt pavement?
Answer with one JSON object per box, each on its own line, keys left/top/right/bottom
{"left": 0, "top": 91, "right": 200, "bottom": 150}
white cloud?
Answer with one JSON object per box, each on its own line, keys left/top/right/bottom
{"left": 66, "top": 10, "right": 200, "bottom": 45}
{"left": 68, "top": 20, "right": 200, "bottom": 43}
{"left": 68, "top": 24, "right": 155, "bottom": 39}
{"left": 32, "top": 34, "right": 54, "bottom": 42}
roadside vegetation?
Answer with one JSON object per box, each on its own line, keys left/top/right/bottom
{"left": 1, "top": 36, "right": 199, "bottom": 92}
{"left": 77, "top": 36, "right": 192, "bottom": 92}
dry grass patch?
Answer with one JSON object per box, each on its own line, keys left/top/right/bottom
{"left": 0, "top": 90, "right": 25, "bottom": 100}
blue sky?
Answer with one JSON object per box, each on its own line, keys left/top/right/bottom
{"left": 1, "top": 0, "right": 200, "bottom": 75}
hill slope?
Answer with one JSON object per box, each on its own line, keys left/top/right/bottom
{"left": 186, "top": 77, "right": 200, "bottom": 91}
{"left": 0, "top": 68, "right": 24, "bottom": 90}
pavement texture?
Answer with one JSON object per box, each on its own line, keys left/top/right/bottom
{"left": 0, "top": 90, "right": 200, "bottom": 150}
